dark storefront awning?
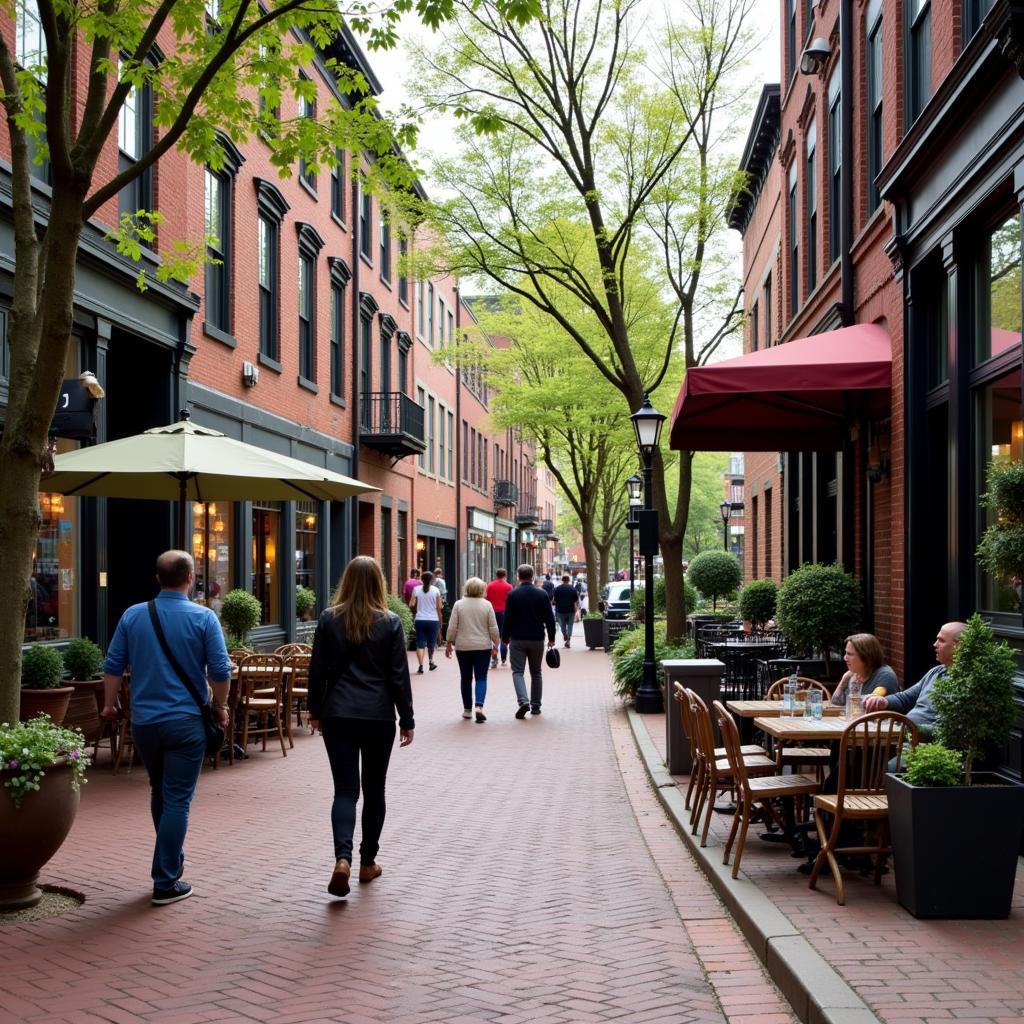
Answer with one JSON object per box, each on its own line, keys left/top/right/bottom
{"left": 669, "top": 324, "right": 892, "bottom": 452}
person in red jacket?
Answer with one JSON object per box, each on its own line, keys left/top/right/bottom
{"left": 485, "top": 567, "right": 514, "bottom": 669}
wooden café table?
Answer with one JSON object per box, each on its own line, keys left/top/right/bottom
{"left": 726, "top": 699, "right": 841, "bottom": 744}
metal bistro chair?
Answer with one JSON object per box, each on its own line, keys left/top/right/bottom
{"left": 235, "top": 653, "right": 288, "bottom": 757}
{"left": 713, "top": 700, "right": 821, "bottom": 879}
{"left": 721, "top": 646, "right": 762, "bottom": 699}
{"left": 808, "top": 711, "right": 919, "bottom": 905}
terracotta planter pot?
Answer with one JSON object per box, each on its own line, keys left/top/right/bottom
{"left": 19, "top": 686, "right": 75, "bottom": 726}
{"left": 0, "top": 759, "right": 80, "bottom": 910}
{"left": 63, "top": 679, "right": 104, "bottom": 744}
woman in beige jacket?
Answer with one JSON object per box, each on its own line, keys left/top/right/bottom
{"left": 445, "top": 577, "right": 500, "bottom": 723}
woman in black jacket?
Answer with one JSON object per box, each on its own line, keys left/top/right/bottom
{"left": 308, "top": 556, "right": 415, "bottom": 898}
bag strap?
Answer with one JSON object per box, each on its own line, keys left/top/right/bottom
{"left": 147, "top": 600, "right": 209, "bottom": 711}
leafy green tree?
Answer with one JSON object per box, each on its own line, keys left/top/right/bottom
{"left": 410, "top": 0, "right": 754, "bottom": 643}
{"left": 687, "top": 550, "right": 741, "bottom": 611}
{"left": 0, "top": 0, "right": 541, "bottom": 724}
{"left": 682, "top": 452, "right": 730, "bottom": 559}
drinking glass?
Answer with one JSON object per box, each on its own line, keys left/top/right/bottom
{"left": 806, "top": 690, "right": 823, "bottom": 720}
{"left": 783, "top": 681, "right": 798, "bottom": 717}
{"left": 846, "top": 679, "right": 863, "bottom": 719}
{"left": 794, "top": 688, "right": 807, "bottom": 717}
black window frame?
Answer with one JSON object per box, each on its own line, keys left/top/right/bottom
{"left": 786, "top": 0, "right": 797, "bottom": 84}
{"left": 763, "top": 273, "right": 773, "bottom": 347}
{"left": 298, "top": 75, "right": 317, "bottom": 192}
{"left": 118, "top": 56, "right": 155, "bottom": 226}
{"left": 331, "top": 148, "right": 345, "bottom": 221}
{"left": 359, "top": 185, "right": 372, "bottom": 261}
{"left": 328, "top": 256, "right": 351, "bottom": 402}
{"left": 788, "top": 162, "right": 799, "bottom": 318}
{"left": 379, "top": 215, "right": 391, "bottom": 282}
{"left": 254, "top": 178, "right": 290, "bottom": 365}
{"left": 750, "top": 300, "right": 759, "bottom": 352}
{"left": 296, "top": 222, "right": 326, "bottom": 387}
{"left": 964, "top": 0, "right": 995, "bottom": 41}
{"left": 866, "top": 1, "right": 883, "bottom": 216}
{"left": 905, "top": 0, "right": 932, "bottom": 125}
{"left": 827, "top": 71, "right": 841, "bottom": 264}
{"left": 398, "top": 236, "right": 409, "bottom": 306}
{"left": 203, "top": 135, "right": 244, "bottom": 339}
{"left": 806, "top": 119, "right": 817, "bottom": 293}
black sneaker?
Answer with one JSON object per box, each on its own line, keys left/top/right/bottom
{"left": 515, "top": 704, "right": 529, "bottom": 720}
{"left": 531, "top": 707, "right": 542, "bottom": 715}
{"left": 152, "top": 881, "right": 193, "bottom": 906}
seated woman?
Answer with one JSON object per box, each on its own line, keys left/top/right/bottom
{"left": 830, "top": 633, "right": 899, "bottom": 706}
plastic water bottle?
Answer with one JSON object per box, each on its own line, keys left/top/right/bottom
{"left": 783, "top": 667, "right": 799, "bottom": 716}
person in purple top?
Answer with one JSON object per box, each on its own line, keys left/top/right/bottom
{"left": 101, "top": 550, "right": 231, "bottom": 906}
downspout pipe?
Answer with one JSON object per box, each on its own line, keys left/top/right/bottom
{"left": 455, "top": 288, "right": 463, "bottom": 592}
{"left": 350, "top": 174, "right": 361, "bottom": 560}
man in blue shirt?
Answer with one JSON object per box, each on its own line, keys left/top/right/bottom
{"left": 101, "top": 550, "right": 232, "bottom": 905}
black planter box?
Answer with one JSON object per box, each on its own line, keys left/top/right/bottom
{"left": 582, "top": 617, "right": 604, "bottom": 650}
{"left": 886, "top": 772, "right": 1024, "bottom": 919}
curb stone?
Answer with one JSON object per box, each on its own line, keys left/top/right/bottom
{"left": 627, "top": 707, "right": 881, "bottom": 1024}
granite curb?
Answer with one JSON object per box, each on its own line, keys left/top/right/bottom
{"left": 627, "top": 707, "right": 881, "bottom": 1024}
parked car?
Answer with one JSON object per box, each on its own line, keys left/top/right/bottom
{"left": 601, "top": 582, "right": 633, "bottom": 620}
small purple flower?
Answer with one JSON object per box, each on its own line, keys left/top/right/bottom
{"left": 70, "top": 750, "right": 80, "bottom": 760}
{"left": 8, "top": 759, "right": 19, "bottom": 769}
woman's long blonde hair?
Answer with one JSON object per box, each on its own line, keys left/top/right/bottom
{"left": 329, "top": 556, "right": 389, "bottom": 643}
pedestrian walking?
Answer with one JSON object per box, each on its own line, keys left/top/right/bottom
{"left": 502, "top": 563, "right": 556, "bottom": 718}
{"left": 307, "top": 556, "right": 415, "bottom": 899}
{"left": 410, "top": 570, "right": 443, "bottom": 673}
{"left": 402, "top": 567, "right": 420, "bottom": 606}
{"left": 445, "top": 577, "right": 500, "bottom": 723}
{"left": 552, "top": 574, "right": 580, "bottom": 648}
{"left": 99, "top": 550, "right": 232, "bottom": 906}
{"left": 433, "top": 568, "right": 448, "bottom": 604}
{"left": 541, "top": 572, "right": 556, "bottom": 602}
{"left": 485, "top": 567, "right": 514, "bottom": 668}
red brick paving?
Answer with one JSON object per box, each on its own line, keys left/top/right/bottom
{"left": 0, "top": 650, "right": 793, "bottom": 1024}
{"left": 637, "top": 713, "right": 1024, "bottom": 1024}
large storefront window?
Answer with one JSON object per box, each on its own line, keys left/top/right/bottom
{"left": 28, "top": 477, "right": 79, "bottom": 642}
{"left": 252, "top": 502, "right": 281, "bottom": 625}
{"left": 295, "top": 501, "right": 317, "bottom": 596}
{"left": 193, "top": 501, "right": 233, "bottom": 616}
{"left": 975, "top": 213, "right": 1021, "bottom": 364}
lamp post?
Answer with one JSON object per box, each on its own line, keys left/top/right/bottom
{"left": 626, "top": 474, "right": 642, "bottom": 598}
{"left": 630, "top": 394, "right": 666, "bottom": 714}
{"left": 719, "top": 500, "right": 732, "bottom": 553}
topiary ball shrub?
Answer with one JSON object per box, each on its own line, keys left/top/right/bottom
{"left": 21, "top": 644, "right": 66, "bottom": 689}
{"left": 295, "top": 585, "right": 316, "bottom": 620}
{"left": 63, "top": 636, "right": 104, "bottom": 681}
{"left": 739, "top": 578, "right": 778, "bottom": 629}
{"left": 387, "top": 595, "right": 415, "bottom": 647}
{"left": 902, "top": 743, "right": 964, "bottom": 787}
{"left": 219, "top": 589, "right": 263, "bottom": 647}
{"left": 687, "top": 551, "right": 742, "bottom": 611}
{"left": 776, "top": 562, "right": 861, "bottom": 675}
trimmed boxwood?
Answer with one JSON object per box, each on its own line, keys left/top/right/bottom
{"left": 20, "top": 645, "right": 65, "bottom": 689}
{"left": 687, "top": 551, "right": 742, "bottom": 611}
{"left": 776, "top": 562, "right": 861, "bottom": 673}
{"left": 738, "top": 578, "right": 778, "bottom": 629}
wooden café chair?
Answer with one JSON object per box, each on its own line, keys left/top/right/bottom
{"left": 274, "top": 642, "right": 312, "bottom": 657}
{"left": 111, "top": 675, "right": 135, "bottom": 776}
{"left": 282, "top": 652, "right": 311, "bottom": 746}
{"left": 764, "top": 677, "right": 833, "bottom": 777}
{"left": 808, "top": 711, "right": 919, "bottom": 905}
{"left": 235, "top": 653, "right": 288, "bottom": 757}
{"left": 713, "top": 700, "right": 821, "bottom": 879}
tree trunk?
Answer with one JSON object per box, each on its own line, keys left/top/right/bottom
{"left": 595, "top": 539, "right": 614, "bottom": 595}
{"left": 0, "top": 194, "right": 85, "bottom": 723}
{"left": 580, "top": 517, "right": 601, "bottom": 612}
{"left": 661, "top": 534, "right": 686, "bottom": 644}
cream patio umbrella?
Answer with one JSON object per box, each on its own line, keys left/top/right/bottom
{"left": 42, "top": 412, "right": 378, "bottom": 548}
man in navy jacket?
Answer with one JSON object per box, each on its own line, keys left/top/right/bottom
{"left": 502, "top": 564, "right": 556, "bottom": 718}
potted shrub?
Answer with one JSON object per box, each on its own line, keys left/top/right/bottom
{"left": 738, "top": 578, "right": 778, "bottom": 632}
{"left": 687, "top": 551, "right": 741, "bottom": 612}
{"left": 610, "top": 623, "right": 693, "bottom": 703}
{"left": 219, "top": 589, "right": 263, "bottom": 650}
{"left": 387, "top": 595, "right": 416, "bottom": 650}
{"left": 0, "top": 715, "right": 90, "bottom": 909}
{"left": 976, "top": 457, "right": 1024, "bottom": 626}
{"left": 582, "top": 612, "right": 604, "bottom": 650}
{"left": 20, "top": 644, "right": 74, "bottom": 725}
{"left": 775, "top": 562, "right": 861, "bottom": 678}
{"left": 295, "top": 585, "right": 316, "bottom": 621}
{"left": 886, "top": 614, "right": 1024, "bottom": 918}
{"left": 62, "top": 636, "right": 106, "bottom": 746}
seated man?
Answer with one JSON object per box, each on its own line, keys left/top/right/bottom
{"left": 862, "top": 621, "right": 968, "bottom": 737}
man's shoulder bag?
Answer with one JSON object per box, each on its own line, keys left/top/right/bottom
{"left": 147, "top": 600, "right": 225, "bottom": 757}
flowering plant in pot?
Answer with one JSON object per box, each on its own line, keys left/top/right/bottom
{"left": 0, "top": 714, "right": 90, "bottom": 909}
{"left": 886, "top": 614, "right": 1024, "bottom": 918}
{"left": 20, "top": 644, "right": 74, "bottom": 726}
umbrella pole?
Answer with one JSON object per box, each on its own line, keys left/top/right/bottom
{"left": 178, "top": 478, "right": 186, "bottom": 551}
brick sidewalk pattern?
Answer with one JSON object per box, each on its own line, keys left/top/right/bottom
{"left": 0, "top": 650, "right": 794, "bottom": 1024}
{"left": 639, "top": 713, "right": 1024, "bottom": 1024}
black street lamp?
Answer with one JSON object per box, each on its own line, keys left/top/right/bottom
{"left": 720, "top": 499, "right": 732, "bottom": 552}
{"left": 630, "top": 394, "right": 666, "bottom": 714}
{"left": 626, "top": 474, "right": 642, "bottom": 598}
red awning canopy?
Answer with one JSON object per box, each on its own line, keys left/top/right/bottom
{"left": 669, "top": 324, "right": 892, "bottom": 452}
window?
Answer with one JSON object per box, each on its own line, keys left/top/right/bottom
{"left": 788, "top": 162, "right": 799, "bottom": 317}
{"left": 298, "top": 81, "right": 316, "bottom": 191}
{"left": 378, "top": 217, "right": 391, "bottom": 282}
{"left": 205, "top": 168, "right": 230, "bottom": 332}
{"left": 398, "top": 237, "right": 409, "bottom": 305}
{"left": 397, "top": 332, "right": 409, "bottom": 395}
{"left": 427, "top": 396, "right": 436, "bottom": 473}
{"left": 806, "top": 118, "right": 817, "bottom": 293}
{"left": 906, "top": 0, "right": 932, "bottom": 124}
{"left": 295, "top": 502, "right": 317, "bottom": 596}
{"left": 427, "top": 282, "right": 435, "bottom": 346}
{"left": 866, "top": 0, "right": 883, "bottom": 215}
{"left": 251, "top": 502, "right": 281, "bottom": 625}
{"left": 786, "top": 0, "right": 797, "bottom": 82}
{"left": 379, "top": 315, "right": 394, "bottom": 393}
{"left": 17, "top": 0, "right": 49, "bottom": 183}
{"left": 416, "top": 280, "right": 425, "bottom": 336}
{"left": 256, "top": 41, "right": 279, "bottom": 134}
{"left": 470, "top": 429, "right": 477, "bottom": 486}
{"left": 296, "top": 223, "right": 325, "bottom": 385}
{"left": 30, "top": 464, "right": 80, "bottom": 641}
{"left": 0, "top": 310, "right": 8, "bottom": 380}
{"left": 804, "top": 0, "right": 814, "bottom": 37}
{"left": 359, "top": 186, "right": 372, "bottom": 260}
{"left": 438, "top": 296, "right": 446, "bottom": 345}
{"left": 361, "top": 313, "right": 372, "bottom": 399}
{"left": 397, "top": 510, "right": 408, "bottom": 592}
{"left": 964, "top": 0, "right": 995, "bottom": 41}
{"left": 417, "top": 387, "right": 427, "bottom": 470}
{"left": 118, "top": 63, "right": 153, "bottom": 221}
{"left": 258, "top": 216, "right": 278, "bottom": 360}
{"left": 436, "top": 405, "right": 445, "bottom": 478}
{"left": 447, "top": 310, "right": 454, "bottom": 345}
{"left": 763, "top": 274, "right": 772, "bottom": 347}
{"left": 750, "top": 301, "right": 759, "bottom": 351}
{"left": 447, "top": 411, "right": 454, "bottom": 480}
{"left": 192, "top": 501, "right": 232, "bottom": 616}
{"left": 975, "top": 213, "right": 1022, "bottom": 366}
{"left": 328, "top": 259, "right": 351, "bottom": 401}
{"left": 827, "top": 72, "right": 841, "bottom": 264}
{"left": 331, "top": 149, "right": 345, "bottom": 220}
{"left": 380, "top": 506, "right": 392, "bottom": 593}
{"left": 463, "top": 420, "right": 469, "bottom": 480}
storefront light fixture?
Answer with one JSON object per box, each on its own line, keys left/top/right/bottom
{"left": 799, "top": 37, "right": 831, "bottom": 75}
{"left": 1012, "top": 420, "right": 1024, "bottom": 463}
{"left": 867, "top": 429, "right": 891, "bottom": 484}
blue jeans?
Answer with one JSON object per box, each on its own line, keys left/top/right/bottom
{"left": 414, "top": 619, "right": 439, "bottom": 654}
{"left": 322, "top": 718, "right": 396, "bottom": 864}
{"left": 456, "top": 649, "right": 492, "bottom": 708}
{"left": 131, "top": 716, "right": 206, "bottom": 890}
{"left": 510, "top": 640, "right": 545, "bottom": 710}
{"left": 494, "top": 611, "right": 508, "bottom": 662}
{"left": 556, "top": 612, "right": 575, "bottom": 641}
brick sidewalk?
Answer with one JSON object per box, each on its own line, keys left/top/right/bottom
{"left": 636, "top": 712, "right": 1024, "bottom": 1024}
{"left": 0, "top": 649, "right": 793, "bottom": 1024}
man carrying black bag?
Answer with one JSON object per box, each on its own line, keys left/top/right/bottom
{"left": 101, "top": 550, "right": 232, "bottom": 906}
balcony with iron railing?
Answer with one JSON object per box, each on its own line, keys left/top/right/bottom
{"left": 515, "top": 498, "right": 539, "bottom": 528}
{"left": 493, "top": 479, "right": 519, "bottom": 507}
{"left": 537, "top": 518, "right": 554, "bottom": 536}
{"left": 360, "top": 392, "right": 426, "bottom": 459}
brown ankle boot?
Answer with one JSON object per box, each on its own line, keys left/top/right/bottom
{"left": 359, "top": 863, "right": 383, "bottom": 884}
{"left": 328, "top": 859, "right": 351, "bottom": 897}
